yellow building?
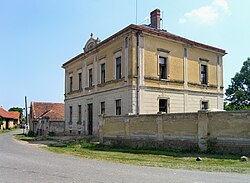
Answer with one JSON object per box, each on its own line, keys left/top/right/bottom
{"left": 0, "top": 107, "right": 20, "bottom": 130}
{"left": 62, "top": 9, "right": 226, "bottom": 136}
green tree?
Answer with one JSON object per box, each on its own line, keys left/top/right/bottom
{"left": 0, "top": 116, "right": 2, "bottom": 126}
{"left": 8, "top": 107, "right": 24, "bottom": 120}
{"left": 225, "top": 58, "right": 250, "bottom": 110}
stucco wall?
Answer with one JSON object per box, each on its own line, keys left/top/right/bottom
{"left": 100, "top": 111, "right": 250, "bottom": 154}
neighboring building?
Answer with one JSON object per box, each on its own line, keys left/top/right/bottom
{"left": 62, "top": 9, "right": 226, "bottom": 136}
{"left": 0, "top": 108, "right": 20, "bottom": 130}
{"left": 29, "top": 102, "right": 64, "bottom": 136}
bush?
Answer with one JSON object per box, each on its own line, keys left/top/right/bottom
{"left": 27, "top": 131, "right": 36, "bottom": 137}
{"left": 48, "top": 131, "right": 55, "bottom": 137}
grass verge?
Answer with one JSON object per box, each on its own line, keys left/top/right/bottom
{"left": 14, "top": 134, "right": 35, "bottom": 141}
{"left": 45, "top": 140, "right": 250, "bottom": 174}
{"left": 0, "top": 128, "right": 19, "bottom": 134}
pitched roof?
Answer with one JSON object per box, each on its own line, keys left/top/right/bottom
{"left": 0, "top": 108, "right": 19, "bottom": 120}
{"left": 40, "top": 110, "right": 64, "bottom": 122}
{"left": 31, "top": 102, "right": 64, "bottom": 122}
{"left": 9, "top": 111, "right": 20, "bottom": 120}
{"left": 63, "top": 24, "right": 226, "bottom": 67}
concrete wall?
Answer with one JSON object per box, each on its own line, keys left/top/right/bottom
{"left": 48, "top": 121, "right": 65, "bottom": 135}
{"left": 99, "top": 111, "right": 250, "bottom": 154}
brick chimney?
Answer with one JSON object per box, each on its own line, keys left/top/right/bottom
{"left": 150, "top": 9, "right": 161, "bottom": 29}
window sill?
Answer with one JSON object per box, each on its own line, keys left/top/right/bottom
{"left": 85, "top": 86, "right": 95, "bottom": 90}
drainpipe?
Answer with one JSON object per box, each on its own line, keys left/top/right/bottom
{"left": 136, "top": 31, "right": 140, "bottom": 115}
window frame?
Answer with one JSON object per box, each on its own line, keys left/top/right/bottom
{"left": 78, "top": 105, "right": 82, "bottom": 123}
{"left": 201, "top": 101, "right": 209, "bottom": 110}
{"left": 159, "top": 56, "right": 167, "bottom": 79}
{"left": 100, "top": 63, "right": 106, "bottom": 84}
{"left": 159, "top": 99, "right": 168, "bottom": 113}
{"left": 88, "top": 68, "right": 93, "bottom": 87}
{"left": 115, "top": 99, "right": 121, "bottom": 115}
{"left": 69, "top": 76, "right": 73, "bottom": 92}
{"left": 115, "top": 56, "right": 122, "bottom": 80}
{"left": 157, "top": 49, "right": 169, "bottom": 80}
{"left": 200, "top": 64, "right": 208, "bottom": 85}
{"left": 100, "top": 102, "right": 105, "bottom": 114}
{"left": 69, "top": 106, "right": 73, "bottom": 123}
{"left": 78, "top": 72, "right": 82, "bottom": 90}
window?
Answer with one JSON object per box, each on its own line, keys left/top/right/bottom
{"left": 89, "top": 68, "right": 93, "bottom": 87}
{"left": 159, "top": 99, "right": 168, "bottom": 113}
{"left": 100, "top": 63, "right": 106, "bottom": 83}
{"left": 69, "top": 106, "right": 72, "bottom": 122}
{"left": 69, "top": 76, "right": 73, "bottom": 92}
{"left": 116, "top": 56, "right": 121, "bottom": 80}
{"left": 159, "top": 57, "right": 167, "bottom": 79}
{"left": 78, "top": 73, "right": 82, "bottom": 90}
{"left": 201, "top": 101, "right": 209, "bottom": 110}
{"left": 201, "top": 65, "right": 207, "bottom": 84}
{"left": 78, "top": 105, "right": 81, "bottom": 123}
{"left": 115, "top": 99, "right": 121, "bottom": 115}
{"left": 100, "top": 102, "right": 105, "bottom": 114}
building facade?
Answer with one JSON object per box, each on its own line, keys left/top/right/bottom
{"left": 0, "top": 108, "right": 20, "bottom": 130}
{"left": 62, "top": 9, "right": 226, "bottom": 136}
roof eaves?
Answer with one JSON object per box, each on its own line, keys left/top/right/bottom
{"left": 62, "top": 24, "right": 134, "bottom": 67}
{"left": 131, "top": 24, "right": 226, "bottom": 54}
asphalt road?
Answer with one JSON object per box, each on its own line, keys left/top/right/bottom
{"left": 0, "top": 130, "right": 249, "bottom": 183}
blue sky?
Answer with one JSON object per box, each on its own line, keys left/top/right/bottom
{"left": 0, "top": 0, "right": 249, "bottom": 109}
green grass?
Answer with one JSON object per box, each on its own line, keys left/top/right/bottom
{"left": 0, "top": 128, "right": 19, "bottom": 134}
{"left": 14, "top": 134, "right": 35, "bottom": 141}
{"left": 45, "top": 140, "right": 250, "bottom": 174}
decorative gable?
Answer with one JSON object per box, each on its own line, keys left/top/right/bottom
{"left": 83, "top": 33, "right": 101, "bottom": 53}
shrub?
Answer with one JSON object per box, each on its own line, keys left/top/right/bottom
{"left": 27, "top": 130, "right": 36, "bottom": 137}
{"left": 48, "top": 131, "right": 55, "bottom": 137}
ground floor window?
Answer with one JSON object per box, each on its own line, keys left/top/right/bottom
{"left": 201, "top": 101, "right": 209, "bottom": 110}
{"left": 159, "top": 99, "right": 168, "bottom": 113}
{"left": 116, "top": 99, "right": 121, "bottom": 115}
{"left": 101, "top": 102, "right": 105, "bottom": 114}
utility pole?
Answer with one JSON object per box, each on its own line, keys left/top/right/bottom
{"left": 25, "top": 96, "right": 28, "bottom": 133}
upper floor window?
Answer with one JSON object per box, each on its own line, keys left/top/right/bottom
{"left": 78, "top": 73, "right": 82, "bottom": 90}
{"left": 100, "top": 102, "right": 105, "bottom": 114}
{"left": 89, "top": 68, "right": 93, "bottom": 87}
{"left": 201, "top": 64, "right": 207, "bottom": 85}
{"left": 69, "top": 106, "right": 72, "bottom": 122}
{"left": 159, "top": 99, "right": 168, "bottom": 113}
{"left": 69, "top": 76, "right": 73, "bottom": 92}
{"left": 159, "top": 57, "right": 167, "bottom": 79}
{"left": 100, "top": 63, "right": 106, "bottom": 83}
{"left": 116, "top": 56, "right": 121, "bottom": 80}
{"left": 115, "top": 99, "right": 121, "bottom": 115}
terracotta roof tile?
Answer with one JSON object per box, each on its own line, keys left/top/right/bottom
{"left": 31, "top": 102, "right": 64, "bottom": 122}
{"left": 0, "top": 108, "right": 19, "bottom": 120}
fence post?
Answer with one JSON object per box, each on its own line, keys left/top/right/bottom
{"left": 197, "top": 110, "right": 209, "bottom": 152}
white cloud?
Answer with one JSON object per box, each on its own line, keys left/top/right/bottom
{"left": 213, "top": 0, "right": 229, "bottom": 12}
{"left": 179, "top": 0, "right": 229, "bottom": 24}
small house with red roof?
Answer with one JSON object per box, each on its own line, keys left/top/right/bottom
{"left": 29, "top": 102, "right": 64, "bottom": 136}
{"left": 0, "top": 108, "right": 20, "bottom": 130}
